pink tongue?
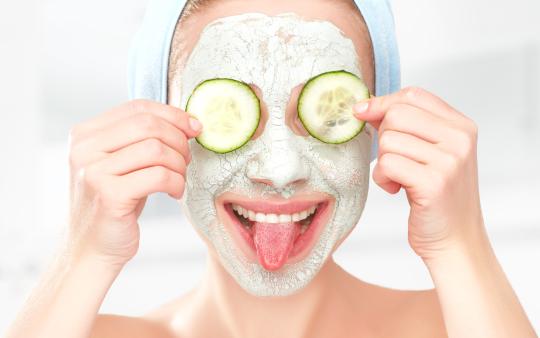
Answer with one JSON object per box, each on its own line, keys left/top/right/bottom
{"left": 253, "top": 222, "right": 300, "bottom": 271}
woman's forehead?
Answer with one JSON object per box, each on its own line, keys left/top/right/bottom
{"left": 169, "top": 0, "right": 374, "bottom": 93}
{"left": 179, "top": 0, "right": 368, "bottom": 42}
{"left": 178, "top": 13, "right": 364, "bottom": 109}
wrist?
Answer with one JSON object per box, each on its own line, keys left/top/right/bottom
{"left": 62, "top": 241, "right": 128, "bottom": 277}
{"left": 76, "top": 250, "right": 127, "bottom": 278}
{"left": 416, "top": 216, "right": 489, "bottom": 264}
{"left": 421, "top": 226, "right": 494, "bottom": 274}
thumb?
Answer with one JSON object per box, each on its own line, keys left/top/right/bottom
{"left": 352, "top": 97, "right": 384, "bottom": 130}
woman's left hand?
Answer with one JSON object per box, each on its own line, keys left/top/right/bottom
{"left": 353, "top": 86, "right": 485, "bottom": 261}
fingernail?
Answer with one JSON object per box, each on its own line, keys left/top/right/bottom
{"left": 189, "top": 117, "right": 202, "bottom": 131}
{"left": 353, "top": 102, "right": 369, "bottom": 114}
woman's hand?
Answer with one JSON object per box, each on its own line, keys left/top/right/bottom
{"left": 353, "top": 87, "right": 537, "bottom": 338}
{"left": 353, "top": 87, "right": 484, "bottom": 261}
{"left": 5, "top": 100, "right": 203, "bottom": 338}
{"left": 67, "top": 99, "right": 202, "bottom": 268}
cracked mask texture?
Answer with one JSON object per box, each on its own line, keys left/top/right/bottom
{"left": 177, "top": 13, "right": 372, "bottom": 296}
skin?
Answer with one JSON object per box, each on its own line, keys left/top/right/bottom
{"left": 3, "top": 0, "right": 537, "bottom": 338}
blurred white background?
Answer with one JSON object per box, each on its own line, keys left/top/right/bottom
{"left": 1, "top": 0, "right": 539, "bottom": 334}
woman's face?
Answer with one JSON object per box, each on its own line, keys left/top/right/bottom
{"left": 169, "top": 0, "right": 375, "bottom": 297}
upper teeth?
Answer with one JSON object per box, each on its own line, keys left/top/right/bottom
{"left": 231, "top": 204, "right": 317, "bottom": 224}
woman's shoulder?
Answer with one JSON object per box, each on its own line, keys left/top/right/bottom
{"left": 341, "top": 272, "right": 447, "bottom": 337}
{"left": 90, "top": 313, "right": 176, "bottom": 338}
{"left": 90, "top": 290, "right": 196, "bottom": 338}
{"left": 385, "top": 287, "right": 447, "bottom": 336}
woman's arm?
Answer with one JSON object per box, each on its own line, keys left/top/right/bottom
{"left": 425, "top": 231, "right": 537, "bottom": 338}
{"left": 4, "top": 250, "right": 120, "bottom": 338}
{"left": 4, "top": 100, "right": 202, "bottom": 338}
{"left": 354, "top": 87, "right": 537, "bottom": 338}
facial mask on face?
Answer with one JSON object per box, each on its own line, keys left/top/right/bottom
{"left": 178, "top": 12, "right": 372, "bottom": 296}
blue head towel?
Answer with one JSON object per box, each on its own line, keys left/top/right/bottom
{"left": 127, "top": 0, "right": 401, "bottom": 160}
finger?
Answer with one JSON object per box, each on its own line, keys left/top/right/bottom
{"left": 93, "top": 138, "right": 187, "bottom": 176}
{"left": 377, "top": 103, "right": 453, "bottom": 143}
{"left": 72, "top": 100, "right": 202, "bottom": 141}
{"left": 378, "top": 129, "right": 462, "bottom": 174}
{"left": 373, "top": 153, "right": 428, "bottom": 194}
{"left": 112, "top": 166, "right": 186, "bottom": 200}
{"left": 77, "top": 113, "right": 190, "bottom": 161}
{"left": 353, "top": 87, "right": 461, "bottom": 127}
{"left": 378, "top": 130, "right": 441, "bottom": 165}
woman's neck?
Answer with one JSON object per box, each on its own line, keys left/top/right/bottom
{"left": 194, "top": 253, "right": 353, "bottom": 338}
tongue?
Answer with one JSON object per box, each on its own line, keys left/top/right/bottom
{"left": 253, "top": 221, "right": 300, "bottom": 271}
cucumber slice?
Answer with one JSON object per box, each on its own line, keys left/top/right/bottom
{"left": 298, "top": 70, "right": 370, "bottom": 144}
{"left": 185, "top": 78, "right": 261, "bottom": 154}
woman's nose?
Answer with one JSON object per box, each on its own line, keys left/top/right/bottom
{"left": 246, "top": 136, "right": 310, "bottom": 190}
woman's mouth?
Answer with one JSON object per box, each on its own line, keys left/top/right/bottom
{"left": 217, "top": 194, "right": 333, "bottom": 272}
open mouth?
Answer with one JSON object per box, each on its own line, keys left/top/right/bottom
{"left": 218, "top": 195, "right": 333, "bottom": 272}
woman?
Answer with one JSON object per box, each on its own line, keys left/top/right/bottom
{"left": 4, "top": 0, "right": 537, "bottom": 337}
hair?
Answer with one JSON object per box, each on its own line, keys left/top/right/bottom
{"left": 167, "top": 0, "right": 207, "bottom": 102}
{"left": 168, "top": 0, "right": 375, "bottom": 100}
{"left": 180, "top": 0, "right": 215, "bottom": 19}
{"left": 177, "top": 0, "right": 366, "bottom": 24}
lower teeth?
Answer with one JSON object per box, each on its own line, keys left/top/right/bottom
{"left": 236, "top": 213, "right": 252, "bottom": 229}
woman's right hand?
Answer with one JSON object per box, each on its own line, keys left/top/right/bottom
{"left": 66, "top": 99, "right": 202, "bottom": 268}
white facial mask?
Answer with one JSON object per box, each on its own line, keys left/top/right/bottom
{"left": 176, "top": 12, "right": 372, "bottom": 296}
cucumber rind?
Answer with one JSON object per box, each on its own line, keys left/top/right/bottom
{"left": 185, "top": 78, "right": 261, "bottom": 154}
{"left": 297, "top": 70, "right": 369, "bottom": 144}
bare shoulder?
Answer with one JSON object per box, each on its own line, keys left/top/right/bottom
{"left": 373, "top": 285, "right": 448, "bottom": 337}
{"left": 391, "top": 288, "right": 448, "bottom": 338}
{"left": 90, "top": 290, "right": 196, "bottom": 338}
{"left": 342, "top": 271, "right": 447, "bottom": 337}
{"left": 90, "top": 314, "right": 175, "bottom": 338}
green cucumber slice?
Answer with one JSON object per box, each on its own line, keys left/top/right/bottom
{"left": 185, "top": 78, "right": 261, "bottom": 154}
{"left": 298, "top": 70, "right": 370, "bottom": 144}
